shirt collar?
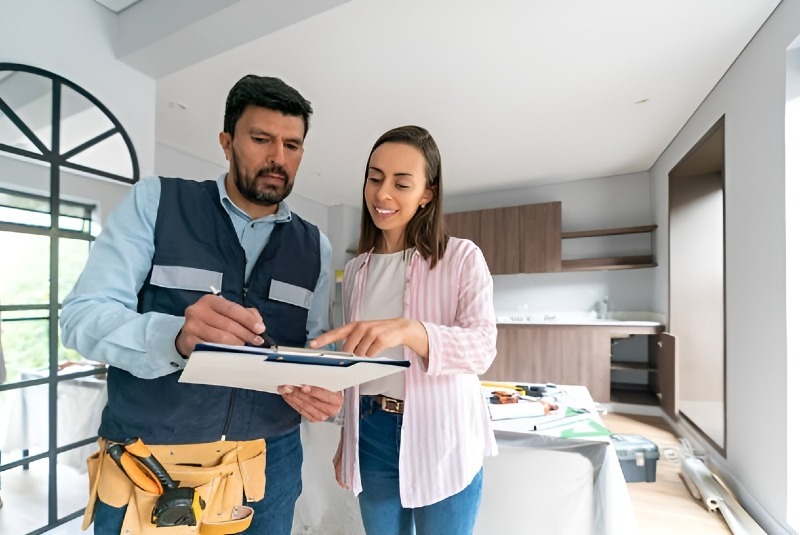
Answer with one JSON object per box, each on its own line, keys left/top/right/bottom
{"left": 215, "top": 173, "right": 292, "bottom": 223}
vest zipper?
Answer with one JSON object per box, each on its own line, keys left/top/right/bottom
{"left": 221, "top": 390, "right": 237, "bottom": 441}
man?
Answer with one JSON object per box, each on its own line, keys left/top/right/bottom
{"left": 61, "top": 75, "right": 342, "bottom": 534}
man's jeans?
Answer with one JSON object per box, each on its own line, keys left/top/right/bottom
{"left": 357, "top": 396, "right": 483, "bottom": 535}
{"left": 93, "top": 428, "right": 302, "bottom": 534}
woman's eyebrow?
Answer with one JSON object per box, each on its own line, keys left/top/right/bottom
{"left": 368, "top": 166, "right": 414, "bottom": 178}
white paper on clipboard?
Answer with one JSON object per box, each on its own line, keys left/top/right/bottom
{"left": 178, "top": 342, "right": 410, "bottom": 394}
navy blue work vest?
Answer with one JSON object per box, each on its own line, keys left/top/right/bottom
{"left": 98, "top": 177, "right": 321, "bottom": 444}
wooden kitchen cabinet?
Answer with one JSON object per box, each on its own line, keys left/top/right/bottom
{"left": 444, "top": 210, "right": 481, "bottom": 248}
{"left": 483, "top": 323, "right": 665, "bottom": 403}
{"left": 445, "top": 201, "right": 562, "bottom": 274}
{"left": 479, "top": 206, "right": 520, "bottom": 274}
{"left": 520, "top": 202, "right": 561, "bottom": 273}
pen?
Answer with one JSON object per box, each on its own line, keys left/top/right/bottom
{"left": 208, "top": 285, "right": 278, "bottom": 350}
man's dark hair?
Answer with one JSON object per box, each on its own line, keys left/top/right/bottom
{"left": 223, "top": 75, "right": 313, "bottom": 137}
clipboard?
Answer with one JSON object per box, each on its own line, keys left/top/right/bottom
{"left": 178, "top": 342, "right": 410, "bottom": 394}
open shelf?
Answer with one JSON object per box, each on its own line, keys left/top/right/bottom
{"left": 561, "top": 255, "right": 656, "bottom": 271}
{"left": 561, "top": 224, "right": 657, "bottom": 239}
{"left": 559, "top": 224, "right": 657, "bottom": 272}
{"left": 610, "top": 361, "right": 657, "bottom": 372}
{"left": 610, "top": 383, "right": 659, "bottom": 406}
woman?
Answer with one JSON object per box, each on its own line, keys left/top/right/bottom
{"left": 309, "top": 125, "right": 498, "bottom": 534}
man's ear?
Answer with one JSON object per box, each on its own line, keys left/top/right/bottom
{"left": 219, "top": 132, "right": 232, "bottom": 161}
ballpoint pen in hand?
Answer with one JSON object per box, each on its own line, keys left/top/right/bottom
{"left": 209, "top": 286, "right": 278, "bottom": 350}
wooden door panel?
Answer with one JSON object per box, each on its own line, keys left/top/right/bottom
{"left": 520, "top": 201, "right": 562, "bottom": 273}
{"left": 479, "top": 207, "right": 520, "bottom": 274}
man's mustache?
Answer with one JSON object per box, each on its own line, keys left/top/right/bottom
{"left": 257, "top": 164, "right": 289, "bottom": 181}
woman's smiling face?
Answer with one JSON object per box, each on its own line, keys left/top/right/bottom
{"left": 364, "top": 141, "right": 434, "bottom": 252}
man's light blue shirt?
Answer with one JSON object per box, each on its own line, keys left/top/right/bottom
{"left": 60, "top": 174, "right": 332, "bottom": 379}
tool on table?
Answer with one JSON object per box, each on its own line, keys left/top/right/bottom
{"left": 210, "top": 285, "right": 278, "bottom": 350}
{"left": 106, "top": 437, "right": 205, "bottom": 528}
{"left": 482, "top": 381, "right": 560, "bottom": 398}
{"left": 489, "top": 390, "right": 519, "bottom": 404}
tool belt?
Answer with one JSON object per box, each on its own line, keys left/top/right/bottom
{"left": 84, "top": 438, "right": 266, "bottom": 535}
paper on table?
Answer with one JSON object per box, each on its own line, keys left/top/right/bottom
{"left": 178, "top": 343, "right": 410, "bottom": 394}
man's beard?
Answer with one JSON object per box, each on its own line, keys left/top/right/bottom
{"left": 233, "top": 158, "right": 294, "bottom": 206}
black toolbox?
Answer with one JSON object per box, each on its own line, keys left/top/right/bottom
{"left": 610, "top": 434, "right": 660, "bottom": 483}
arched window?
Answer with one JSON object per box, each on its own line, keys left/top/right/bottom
{"left": 0, "top": 63, "right": 138, "bottom": 533}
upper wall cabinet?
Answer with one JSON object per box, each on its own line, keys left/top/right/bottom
{"left": 446, "top": 201, "right": 656, "bottom": 273}
{"left": 445, "top": 201, "right": 562, "bottom": 274}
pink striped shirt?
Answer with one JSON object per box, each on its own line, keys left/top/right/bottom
{"left": 340, "top": 237, "right": 498, "bottom": 507}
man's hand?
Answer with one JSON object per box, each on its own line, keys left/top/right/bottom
{"left": 175, "top": 294, "right": 266, "bottom": 357}
{"left": 309, "top": 318, "right": 429, "bottom": 358}
{"left": 333, "top": 431, "right": 347, "bottom": 489}
{"left": 277, "top": 385, "right": 343, "bottom": 422}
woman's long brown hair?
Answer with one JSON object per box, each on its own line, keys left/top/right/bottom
{"left": 356, "top": 125, "right": 448, "bottom": 268}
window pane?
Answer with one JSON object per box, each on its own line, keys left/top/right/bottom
{"left": 0, "top": 384, "right": 49, "bottom": 461}
{"left": 0, "top": 456, "right": 50, "bottom": 533}
{"left": 0, "top": 230, "right": 49, "bottom": 305}
{"left": 58, "top": 449, "right": 93, "bottom": 519}
{"left": 0, "top": 69, "right": 52, "bottom": 153}
{"left": 67, "top": 131, "right": 133, "bottom": 179}
{"left": 0, "top": 186, "right": 95, "bottom": 232}
{"left": 0, "top": 160, "right": 50, "bottom": 221}
{"left": 0, "top": 314, "right": 50, "bottom": 382}
{"left": 60, "top": 85, "right": 114, "bottom": 157}
{"left": 56, "top": 372, "right": 106, "bottom": 452}
{"left": 59, "top": 237, "right": 91, "bottom": 303}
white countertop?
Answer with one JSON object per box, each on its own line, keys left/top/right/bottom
{"left": 495, "top": 311, "right": 664, "bottom": 327}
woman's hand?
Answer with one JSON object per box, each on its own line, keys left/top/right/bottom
{"left": 310, "top": 318, "right": 429, "bottom": 358}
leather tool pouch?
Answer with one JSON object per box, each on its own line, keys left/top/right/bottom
{"left": 83, "top": 438, "right": 267, "bottom": 535}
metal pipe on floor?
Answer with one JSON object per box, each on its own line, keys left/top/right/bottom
{"left": 681, "top": 457, "right": 767, "bottom": 535}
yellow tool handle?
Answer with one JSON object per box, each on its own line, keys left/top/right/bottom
{"left": 123, "top": 437, "right": 178, "bottom": 491}
{"left": 106, "top": 443, "right": 164, "bottom": 495}
{"left": 481, "top": 381, "right": 525, "bottom": 393}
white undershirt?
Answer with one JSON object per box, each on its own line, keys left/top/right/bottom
{"left": 358, "top": 249, "right": 411, "bottom": 399}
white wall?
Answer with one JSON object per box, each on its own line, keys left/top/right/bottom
{"left": 650, "top": 1, "right": 800, "bottom": 531}
{"left": 0, "top": 0, "right": 157, "bottom": 221}
{"left": 785, "top": 40, "right": 800, "bottom": 533}
{"left": 447, "top": 171, "right": 656, "bottom": 316}
{"left": 0, "top": 0, "right": 156, "bottom": 176}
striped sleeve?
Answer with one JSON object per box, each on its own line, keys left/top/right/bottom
{"left": 422, "top": 240, "right": 497, "bottom": 376}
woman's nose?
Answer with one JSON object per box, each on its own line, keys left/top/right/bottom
{"left": 376, "top": 182, "right": 393, "bottom": 199}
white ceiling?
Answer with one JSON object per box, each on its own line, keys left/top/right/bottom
{"left": 112, "top": 0, "right": 781, "bottom": 208}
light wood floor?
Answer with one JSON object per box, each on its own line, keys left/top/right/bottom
{"left": 3, "top": 412, "right": 735, "bottom": 534}
{"left": 601, "top": 412, "right": 732, "bottom": 535}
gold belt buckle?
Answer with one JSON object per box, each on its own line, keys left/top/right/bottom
{"left": 378, "top": 396, "right": 404, "bottom": 414}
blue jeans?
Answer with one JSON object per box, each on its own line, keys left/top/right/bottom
{"left": 357, "top": 397, "right": 483, "bottom": 535}
{"left": 93, "top": 428, "right": 302, "bottom": 534}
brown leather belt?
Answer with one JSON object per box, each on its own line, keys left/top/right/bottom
{"left": 373, "top": 395, "right": 404, "bottom": 414}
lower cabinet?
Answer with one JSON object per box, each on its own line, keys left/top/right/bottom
{"left": 482, "top": 324, "right": 664, "bottom": 403}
